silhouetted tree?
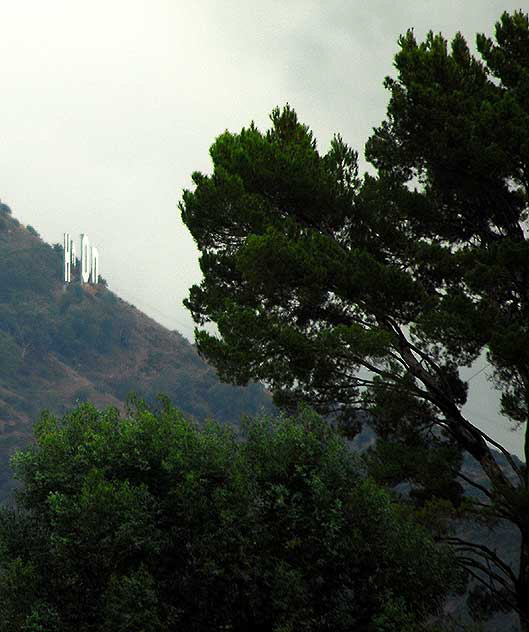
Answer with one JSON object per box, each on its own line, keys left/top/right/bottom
{"left": 180, "top": 11, "right": 529, "bottom": 629}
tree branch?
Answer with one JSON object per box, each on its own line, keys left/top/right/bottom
{"left": 444, "top": 536, "right": 518, "bottom": 584}
{"left": 456, "top": 471, "right": 493, "bottom": 501}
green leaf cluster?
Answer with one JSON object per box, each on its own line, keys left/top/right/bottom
{"left": 0, "top": 402, "right": 458, "bottom": 631}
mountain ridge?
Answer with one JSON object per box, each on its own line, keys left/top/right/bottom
{"left": 0, "top": 204, "right": 273, "bottom": 502}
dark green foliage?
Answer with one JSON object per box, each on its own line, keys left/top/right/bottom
{"left": 0, "top": 402, "right": 458, "bottom": 631}
{"left": 180, "top": 11, "right": 529, "bottom": 628}
{"left": 0, "top": 238, "right": 61, "bottom": 302}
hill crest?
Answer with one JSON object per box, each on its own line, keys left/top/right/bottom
{"left": 0, "top": 205, "right": 272, "bottom": 501}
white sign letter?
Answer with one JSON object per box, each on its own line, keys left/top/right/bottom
{"left": 63, "top": 233, "right": 71, "bottom": 282}
{"left": 71, "top": 240, "right": 76, "bottom": 268}
{"left": 91, "top": 246, "right": 99, "bottom": 284}
{"left": 80, "top": 234, "right": 90, "bottom": 283}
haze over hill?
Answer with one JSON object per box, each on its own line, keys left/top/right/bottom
{"left": 0, "top": 204, "right": 273, "bottom": 502}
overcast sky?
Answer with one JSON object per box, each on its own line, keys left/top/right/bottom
{"left": 0, "top": 0, "right": 526, "bottom": 456}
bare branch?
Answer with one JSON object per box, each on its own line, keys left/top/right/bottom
{"left": 463, "top": 567, "right": 520, "bottom": 617}
{"left": 456, "top": 471, "right": 493, "bottom": 501}
{"left": 444, "top": 537, "right": 517, "bottom": 584}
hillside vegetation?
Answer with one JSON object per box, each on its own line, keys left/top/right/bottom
{"left": 0, "top": 204, "right": 272, "bottom": 502}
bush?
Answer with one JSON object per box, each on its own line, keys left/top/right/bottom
{"left": 0, "top": 403, "right": 460, "bottom": 631}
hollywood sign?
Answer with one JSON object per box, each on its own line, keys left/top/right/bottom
{"left": 63, "top": 233, "right": 100, "bottom": 284}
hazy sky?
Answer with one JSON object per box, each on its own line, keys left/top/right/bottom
{"left": 0, "top": 1, "right": 526, "bottom": 455}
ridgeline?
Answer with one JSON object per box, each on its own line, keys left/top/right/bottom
{"left": 0, "top": 204, "right": 272, "bottom": 502}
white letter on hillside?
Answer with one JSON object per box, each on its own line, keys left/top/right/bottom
{"left": 91, "top": 246, "right": 99, "bottom": 284}
{"left": 63, "top": 233, "right": 71, "bottom": 282}
{"left": 80, "top": 234, "right": 90, "bottom": 283}
{"left": 71, "top": 239, "right": 76, "bottom": 269}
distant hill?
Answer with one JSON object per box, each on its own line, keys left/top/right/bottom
{"left": 0, "top": 204, "right": 273, "bottom": 502}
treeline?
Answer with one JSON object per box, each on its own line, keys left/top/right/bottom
{"left": 0, "top": 403, "right": 459, "bottom": 631}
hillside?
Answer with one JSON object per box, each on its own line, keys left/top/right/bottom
{"left": 0, "top": 204, "right": 273, "bottom": 502}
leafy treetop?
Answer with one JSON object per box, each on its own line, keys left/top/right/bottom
{"left": 0, "top": 402, "right": 458, "bottom": 631}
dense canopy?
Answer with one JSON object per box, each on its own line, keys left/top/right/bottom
{"left": 0, "top": 403, "right": 457, "bottom": 631}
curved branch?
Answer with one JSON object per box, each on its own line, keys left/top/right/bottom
{"left": 456, "top": 471, "right": 493, "bottom": 501}
{"left": 463, "top": 566, "right": 520, "bottom": 617}
{"left": 457, "top": 556, "right": 514, "bottom": 594}
{"left": 444, "top": 537, "right": 518, "bottom": 584}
